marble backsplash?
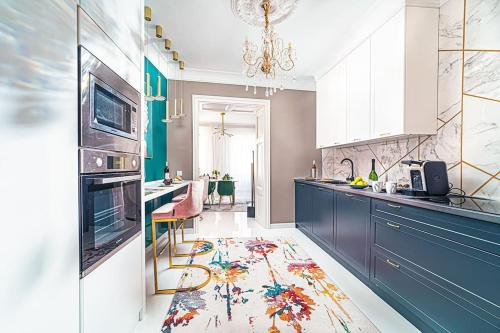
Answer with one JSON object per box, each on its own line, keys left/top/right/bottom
{"left": 322, "top": 0, "right": 500, "bottom": 201}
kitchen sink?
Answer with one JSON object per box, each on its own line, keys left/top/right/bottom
{"left": 318, "top": 179, "right": 349, "bottom": 185}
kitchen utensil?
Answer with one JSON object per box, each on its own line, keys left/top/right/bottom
{"left": 372, "top": 180, "right": 384, "bottom": 193}
{"left": 386, "top": 181, "right": 397, "bottom": 194}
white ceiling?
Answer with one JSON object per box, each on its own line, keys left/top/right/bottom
{"left": 199, "top": 101, "right": 259, "bottom": 126}
{"left": 146, "top": 0, "right": 380, "bottom": 84}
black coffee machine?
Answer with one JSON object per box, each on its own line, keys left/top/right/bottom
{"left": 401, "top": 160, "right": 450, "bottom": 196}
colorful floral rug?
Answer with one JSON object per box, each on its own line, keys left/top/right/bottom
{"left": 161, "top": 238, "right": 379, "bottom": 333}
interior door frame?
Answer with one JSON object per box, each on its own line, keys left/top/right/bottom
{"left": 192, "top": 94, "right": 271, "bottom": 229}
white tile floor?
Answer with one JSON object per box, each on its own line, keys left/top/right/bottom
{"left": 134, "top": 212, "right": 419, "bottom": 333}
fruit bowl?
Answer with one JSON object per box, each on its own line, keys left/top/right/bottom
{"left": 349, "top": 184, "right": 369, "bottom": 190}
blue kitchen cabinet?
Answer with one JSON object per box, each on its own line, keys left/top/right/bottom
{"left": 294, "top": 180, "right": 500, "bottom": 333}
{"left": 311, "top": 186, "right": 335, "bottom": 249}
{"left": 334, "top": 191, "right": 371, "bottom": 279}
{"left": 370, "top": 199, "right": 500, "bottom": 332}
{"left": 295, "top": 183, "right": 335, "bottom": 252}
{"left": 295, "top": 182, "right": 312, "bottom": 233}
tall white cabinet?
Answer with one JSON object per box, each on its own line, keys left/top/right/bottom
{"left": 316, "top": 4, "right": 438, "bottom": 148}
{"left": 347, "top": 39, "right": 371, "bottom": 142}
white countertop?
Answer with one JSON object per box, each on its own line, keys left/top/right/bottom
{"left": 144, "top": 180, "right": 190, "bottom": 202}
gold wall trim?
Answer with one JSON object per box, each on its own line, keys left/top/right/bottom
{"left": 367, "top": 144, "right": 387, "bottom": 172}
{"left": 459, "top": 0, "right": 467, "bottom": 190}
{"left": 470, "top": 172, "right": 500, "bottom": 196}
{"left": 463, "top": 49, "right": 500, "bottom": 52}
{"left": 462, "top": 160, "right": 499, "bottom": 179}
{"left": 463, "top": 93, "right": 500, "bottom": 104}
{"left": 448, "top": 162, "right": 461, "bottom": 171}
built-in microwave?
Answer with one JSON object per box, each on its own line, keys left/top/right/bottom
{"left": 79, "top": 46, "right": 140, "bottom": 154}
{"left": 79, "top": 148, "right": 141, "bottom": 277}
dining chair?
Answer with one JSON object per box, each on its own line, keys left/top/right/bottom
{"left": 217, "top": 180, "right": 234, "bottom": 207}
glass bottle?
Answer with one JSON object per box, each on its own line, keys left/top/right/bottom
{"left": 368, "top": 159, "right": 378, "bottom": 185}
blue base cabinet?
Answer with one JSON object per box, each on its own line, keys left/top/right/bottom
{"left": 294, "top": 181, "right": 500, "bottom": 333}
{"left": 295, "top": 182, "right": 334, "bottom": 250}
{"left": 311, "top": 186, "right": 334, "bottom": 249}
{"left": 334, "top": 192, "right": 370, "bottom": 280}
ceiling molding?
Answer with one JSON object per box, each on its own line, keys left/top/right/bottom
{"left": 169, "top": 65, "right": 316, "bottom": 91}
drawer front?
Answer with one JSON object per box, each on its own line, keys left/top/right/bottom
{"left": 335, "top": 192, "right": 371, "bottom": 277}
{"left": 371, "top": 251, "right": 500, "bottom": 333}
{"left": 373, "top": 215, "right": 500, "bottom": 317}
{"left": 371, "top": 199, "right": 500, "bottom": 256}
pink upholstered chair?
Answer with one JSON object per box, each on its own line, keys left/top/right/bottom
{"left": 151, "top": 180, "right": 213, "bottom": 294}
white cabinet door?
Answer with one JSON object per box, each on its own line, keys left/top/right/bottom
{"left": 371, "top": 9, "right": 405, "bottom": 139}
{"left": 81, "top": 236, "right": 142, "bottom": 333}
{"left": 331, "top": 61, "right": 347, "bottom": 145}
{"left": 80, "top": 0, "right": 142, "bottom": 67}
{"left": 347, "top": 39, "right": 371, "bottom": 142}
{"left": 316, "top": 72, "right": 335, "bottom": 148}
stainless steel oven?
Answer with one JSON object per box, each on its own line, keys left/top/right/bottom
{"left": 79, "top": 46, "right": 140, "bottom": 154}
{"left": 79, "top": 148, "right": 141, "bottom": 277}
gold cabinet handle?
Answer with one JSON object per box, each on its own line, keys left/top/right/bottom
{"left": 379, "top": 132, "right": 391, "bottom": 137}
{"left": 387, "top": 203, "right": 401, "bottom": 209}
{"left": 386, "top": 259, "right": 400, "bottom": 269}
{"left": 386, "top": 222, "right": 400, "bottom": 230}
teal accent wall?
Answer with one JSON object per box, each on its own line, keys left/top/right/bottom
{"left": 144, "top": 57, "right": 167, "bottom": 182}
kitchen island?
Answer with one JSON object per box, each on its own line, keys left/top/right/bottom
{"left": 144, "top": 180, "right": 190, "bottom": 202}
{"left": 294, "top": 178, "right": 500, "bottom": 333}
{"left": 144, "top": 180, "right": 191, "bottom": 247}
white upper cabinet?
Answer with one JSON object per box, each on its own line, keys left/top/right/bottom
{"left": 316, "top": 60, "right": 347, "bottom": 148}
{"left": 316, "top": 72, "right": 333, "bottom": 148}
{"left": 331, "top": 61, "right": 347, "bottom": 146}
{"left": 315, "top": 4, "right": 438, "bottom": 148}
{"left": 347, "top": 39, "right": 371, "bottom": 142}
{"left": 371, "top": 9, "right": 405, "bottom": 138}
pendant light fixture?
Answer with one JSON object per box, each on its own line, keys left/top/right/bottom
{"left": 154, "top": 45, "right": 165, "bottom": 101}
{"left": 178, "top": 60, "right": 185, "bottom": 118}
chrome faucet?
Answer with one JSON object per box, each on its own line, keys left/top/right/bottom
{"left": 341, "top": 158, "right": 355, "bottom": 182}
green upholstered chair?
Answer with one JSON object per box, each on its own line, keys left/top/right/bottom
{"left": 217, "top": 180, "right": 235, "bottom": 206}
{"left": 207, "top": 181, "right": 217, "bottom": 205}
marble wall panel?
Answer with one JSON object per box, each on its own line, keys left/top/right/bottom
{"left": 462, "top": 95, "right": 500, "bottom": 175}
{"left": 439, "top": 0, "right": 464, "bottom": 50}
{"left": 420, "top": 114, "right": 462, "bottom": 167}
{"left": 465, "top": 0, "right": 500, "bottom": 50}
{"left": 438, "top": 51, "right": 463, "bottom": 121}
{"left": 464, "top": 51, "right": 500, "bottom": 100}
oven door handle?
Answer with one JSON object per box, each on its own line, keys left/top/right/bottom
{"left": 93, "top": 174, "right": 142, "bottom": 185}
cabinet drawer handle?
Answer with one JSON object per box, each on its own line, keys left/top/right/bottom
{"left": 379, "top": 132, "right": 391, "bottom": 137}
{"left": 353, "top": 138, "right": 361, "bottom": 142}
{"left": 333, "top": 141, "right": 340, "bottom": 145}
{"left": 386, "top": 259, "right": 400, "bottom": 269}
{"left": 345, "top": 193, "right": 355, "bottom": 197}
{"left": 386, "top": 222, "right": 400, "bottom": 230}
{"left": 387, "top": 203, "right": 401, "bottom": 209}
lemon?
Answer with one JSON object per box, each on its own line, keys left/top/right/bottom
{"left": 354, "top": 176, "right": 362, "bottom": 182}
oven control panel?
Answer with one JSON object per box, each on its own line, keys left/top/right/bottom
{"left": 80, "top": 148, "right": 140, "bottom": 174}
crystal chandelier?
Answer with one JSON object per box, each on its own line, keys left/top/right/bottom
{"left": 234, "top": 0, "right": 298, "bottom": 97}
